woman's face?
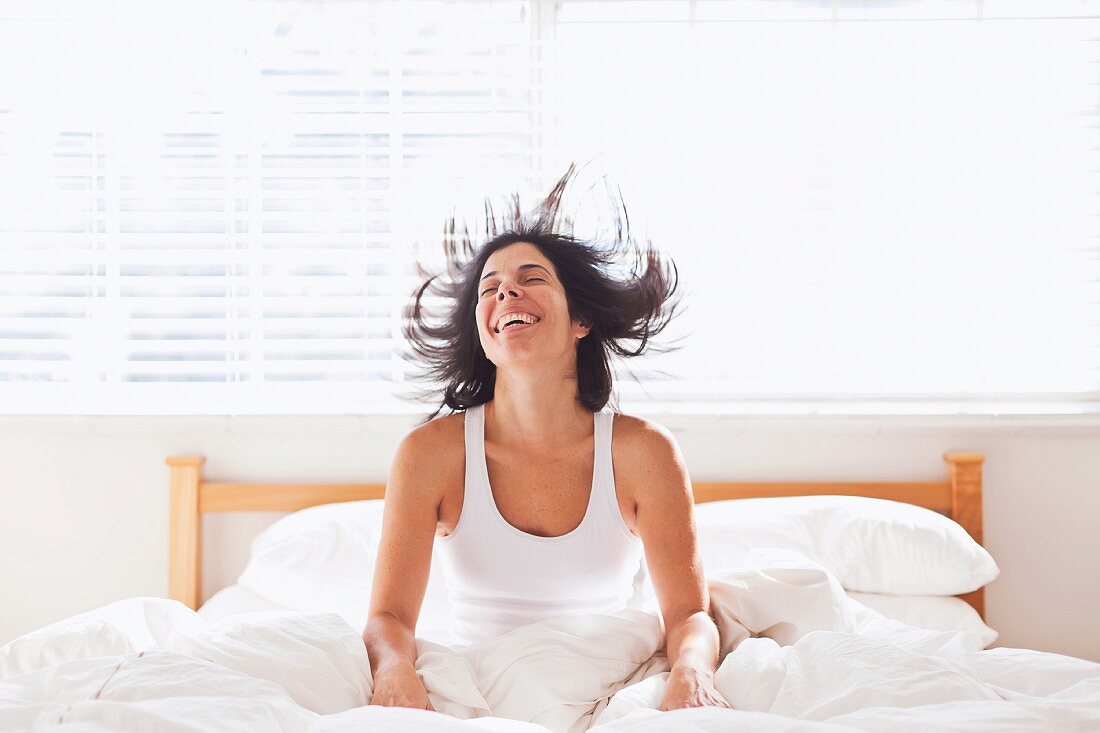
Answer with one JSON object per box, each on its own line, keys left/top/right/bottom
{"left": 475, "top": 242, "right": 589, "bottom": 370}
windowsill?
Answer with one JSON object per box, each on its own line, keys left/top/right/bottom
{"left": 1, "top": 403, "right": 1100, "bottom": 435}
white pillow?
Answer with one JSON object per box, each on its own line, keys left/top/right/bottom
{"left": 235, "top": 494, "right": 999, "bottom": 642}
{"left": 236, "top": 500, "right": 456, "bottom": 645}
{"left": 846, "top": 591, "right": 999, "bottom": 649}
{"left": 693, "top": 495, "right": 999, "bottom": 595}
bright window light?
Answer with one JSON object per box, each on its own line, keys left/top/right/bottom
{"left": 0, "top": 0, "right": 1097, "bottom": 415}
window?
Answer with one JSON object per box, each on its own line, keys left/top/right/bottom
{"left": 1, "top": 0, "right": 1097, "bottom": 415}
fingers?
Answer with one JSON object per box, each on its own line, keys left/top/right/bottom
{"left": 369, "top": 695, "right": 434, "bottom": 711}
{"left": 658, "top": 697, "right": 733, "bottom": 711}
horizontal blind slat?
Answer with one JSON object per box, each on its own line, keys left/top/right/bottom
{"left": 0, "top": 0, "right": 1097, "bottom": 413}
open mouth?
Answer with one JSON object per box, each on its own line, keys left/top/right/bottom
{"left": 497, "top": 319, "right": 539, "bottom": 332}
{"left": 495, "top": 314, "right": 541, "bottom": 334}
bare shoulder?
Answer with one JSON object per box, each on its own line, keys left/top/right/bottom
{"left": 402, "top": 411, "right": 465, "bottom": 454}
{"left": 612, "top": 412, "right": 679, "bottom": 456}
{"left": 611, "top": 412, "right": 687, "bottom": 498}
{"left": 391, "top": 411, "right": 465, "bottom": 499}
{"left": 402, "top": 411, "right": 462, "bottom": 457}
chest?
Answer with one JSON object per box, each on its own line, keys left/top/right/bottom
{"left": 483, "top": 441, "right": 596, "bottom": 537}
{"left": 437, "top": 439, "right": 638, "bottom": 539}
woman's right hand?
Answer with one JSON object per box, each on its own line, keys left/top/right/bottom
{"left": 369, "top": 662, "right": 435, "bottom": 711}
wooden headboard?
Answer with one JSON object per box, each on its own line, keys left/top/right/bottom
{"left": 166, "top": 451, "right": 987, "bottom": 619}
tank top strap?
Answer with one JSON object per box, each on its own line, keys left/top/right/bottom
{"left": 595, "top": 409, "right": 640, "bottom": 543}
{"left": 463, "top": 403, "right": 491, "bottom": 514}
{"left": 593, "top": 409, "right": 616, "bottom": 520}
{"left": 594, "top": 409, "right": 611, "bottom": 478}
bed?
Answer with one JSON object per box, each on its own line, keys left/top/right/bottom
{"left": 167, "top": 452, "right": 989, "bottom": 617}
{"left": 2, "top": 451, "right": 1098, "bottom": 732}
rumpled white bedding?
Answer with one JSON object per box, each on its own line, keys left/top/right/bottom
{"left": 3, "top": 549, "right": 1098, "bottom": 733}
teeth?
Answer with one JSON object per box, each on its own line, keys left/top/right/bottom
{"left": 495, "top": 312, "right": 539, "bottom": 332}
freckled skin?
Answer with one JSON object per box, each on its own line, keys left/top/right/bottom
{"left": 475, "top": 243, "right": 590, "bottom": 370}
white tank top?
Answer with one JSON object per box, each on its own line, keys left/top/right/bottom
{"left": 435, "top": 402, "right": 645, "bottom": 646}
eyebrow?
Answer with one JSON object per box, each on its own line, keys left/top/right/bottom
{"left": 479, "top": 263, "right": 552, "bottom": 282}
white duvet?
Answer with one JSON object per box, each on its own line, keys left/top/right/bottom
{"left": 3, "top": 550, "right": 1098, "bottom": 733}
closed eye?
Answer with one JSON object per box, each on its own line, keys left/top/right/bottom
{"left": 480, "top": 277, "right": 544, "bottom": 297}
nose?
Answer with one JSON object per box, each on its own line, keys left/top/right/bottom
{"left": 495, "top": 280, "right": 523, "bottom": 301}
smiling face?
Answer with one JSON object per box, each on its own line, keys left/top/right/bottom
{"left": 475, "top": 242, "right": 590, "bottom": 370}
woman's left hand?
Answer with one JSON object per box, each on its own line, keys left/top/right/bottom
{"left": 658, "top": 666, "right": 733, "bottom": 712}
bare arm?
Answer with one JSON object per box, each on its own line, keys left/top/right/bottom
{"left": 362, "top": 419, "right": 455, "bottom": 693}
{"left": 620, "top": 417, "right": 731, "bottom": 711}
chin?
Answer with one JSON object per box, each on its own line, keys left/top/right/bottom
{"left": 489, "top": 351, "right": 540, "bottom": 369}
{"left": 488, "top": 341, "right": 558, "bottom": 365}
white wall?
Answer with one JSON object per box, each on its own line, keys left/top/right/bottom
{"left": 1, "top": 413, "right": 1098, "bottom": 662}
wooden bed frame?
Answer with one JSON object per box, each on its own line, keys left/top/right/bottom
{"left": 165, "top": 451, "right": 988, "bottom": 619}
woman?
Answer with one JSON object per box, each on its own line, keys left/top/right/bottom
{"left": 362, "top": 166, "right": 730, "bottom": 714}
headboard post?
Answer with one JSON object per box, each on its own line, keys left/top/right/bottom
{"left": 943, "top": 452, "right": 986, "bottom": 618}
{"left": 166, "top": 455, "right": 205, "bottom": 610}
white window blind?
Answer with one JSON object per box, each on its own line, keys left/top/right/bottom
{"left": 549, "top": 0, "right": 1100, "bottom": 415}
{"left": 1, "top": 0, "right": 1097, "bottom": 416}
{"left": 0, "top": 0, "right": 548, "bottom": 414}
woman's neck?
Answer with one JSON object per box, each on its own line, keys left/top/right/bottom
{"left": 486, "top": 367, "right": 592, "bottom": 452}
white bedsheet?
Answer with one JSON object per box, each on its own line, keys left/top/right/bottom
{"left": 3, "top": 550, "right": 1098, "bottom": 733}
{"left": 197, "top": 583, "right": 289, "bottom": 623}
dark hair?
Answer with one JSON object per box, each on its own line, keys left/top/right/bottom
{"left": 400, "top": 164, "right": 684, "bottom": 424}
